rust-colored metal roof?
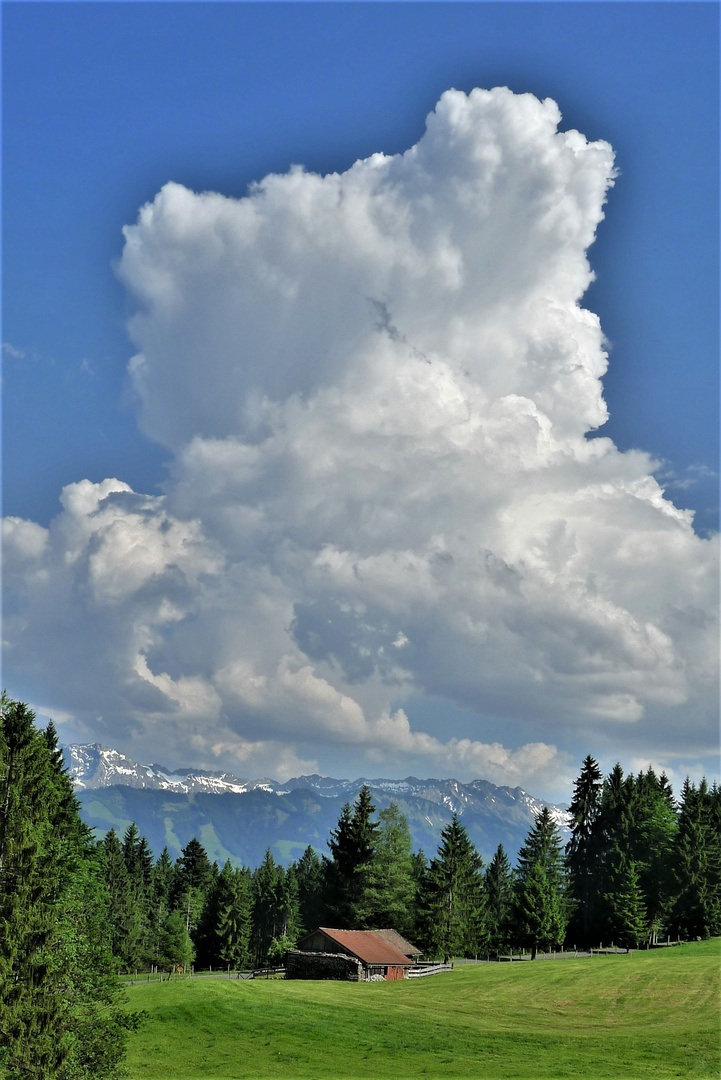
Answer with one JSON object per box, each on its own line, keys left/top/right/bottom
{"left": 371, "top": 929, "right": 422, "bottom": 957}
{"left": 317, "top": 928, "right": 413, "bottom": 967}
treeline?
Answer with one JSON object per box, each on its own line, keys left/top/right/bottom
{"left": 95, "top": 756, "right": 721, "bottom": 972}
{"left": 0, "top": 698, "right": 140, "bottom": 1080}
{"left": 3, "top": 694, "right": 720, "bottom": 1078}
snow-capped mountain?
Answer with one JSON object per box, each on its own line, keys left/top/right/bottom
{"left": 281, "top": 773, "right": 570, "bottom": 833}
{"left": 64, "top": 743, "right": 274, "bottom": 795}
{"left": 63, "top": 743, "right": 569, "bottom": 853}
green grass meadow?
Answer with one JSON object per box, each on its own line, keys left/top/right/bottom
{"left": 123, "top": 939, "right": 720, "bottom": 1080}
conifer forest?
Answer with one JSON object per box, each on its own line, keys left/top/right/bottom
{"left": 1, "top": 697, "right": 720, "bottom": 1077}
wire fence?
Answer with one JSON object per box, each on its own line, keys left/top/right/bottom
{"left": 120, "top": 939, "right": 684, "bottom": 984}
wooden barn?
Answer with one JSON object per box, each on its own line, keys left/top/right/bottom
{"left": 289, "top": 927, "right": 418, "bottom": 981}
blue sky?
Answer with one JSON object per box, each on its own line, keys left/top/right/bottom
{"left": 2, "top": 2, "right": 719, "bottom": 797}
{"left": 4, "top": 2, "right": 718, "bottom": 530}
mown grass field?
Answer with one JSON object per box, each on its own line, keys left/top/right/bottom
{"left": 123, "top": 939, "right": 720, "bottom": 1080}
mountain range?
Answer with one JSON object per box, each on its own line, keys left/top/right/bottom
{"left": 64, "top": 742, "right": 570, "bottom": 869}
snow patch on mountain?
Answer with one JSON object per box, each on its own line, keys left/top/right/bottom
{"left": 63, "top": 743, "right": 570, "bottom": 833}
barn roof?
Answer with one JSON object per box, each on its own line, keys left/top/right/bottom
{"left": 317, "top": 928, "right": 413, "bottom": 967}
{"left": 371, "top": 929, "right": 422, "bottom": 957}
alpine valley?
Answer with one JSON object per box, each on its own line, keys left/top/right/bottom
{"left": 64, "top": 743, "right": 569, "bottom": 868}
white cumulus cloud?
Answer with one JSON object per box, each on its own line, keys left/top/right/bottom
{"left": 4, "top": 88, "right": 717, "bottom": 796}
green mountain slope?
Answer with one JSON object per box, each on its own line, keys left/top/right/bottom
{"left": 77, "top": 782, "right": 547, "bottom": 866}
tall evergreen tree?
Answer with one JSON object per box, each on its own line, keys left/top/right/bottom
{"left": 152, "top": 846, "right": 175, "bottom": 906}
{"left": 217, "top": 866, "right": 252, "bottom": 969}
{"left": 42, "top": 720, "right": 90, "bottom": 854}
{"left": 0, "top": 697, "right": 138, "bottom": 1078}
{"left": 173, "top": 837, "right": 213, "bottom": 940}
{"left": 122, "top": 825, "right": 154, "bottom": 898}
{"left": 484, "top": 844, "right": 513, "bottom": 953}
{"left": 0, "top": 698, "right": 69, "bottom": 1076}
{"left": 348, "top": 785, "right": 380, "bottom": 927}
{"left": 512, "top": 808, "right": 568, "bottom": 958}
{"left": 669, "top": 778, "right": 721, "bottom": 939}
{"left": 421, "top": 815, "right": 486, "bottom": 960}
{"left": 408, "top": 849, "right": 428, "bottom": 942}
{"left": 565, "top": 755, "right": 603, "bottom": 945}
{"left": 121, "top": 823, "right": 154, "bottom": 965}
{"left": 325, "top": 787, "right": 379, "bottom": 926}
{"left": 366, "top": 803, "right": 416, "bottom": 935}
{"left": 251, "top": 849, "right": 280, "bottom": 964}
{"left": 598, "top": 763, "right": 629, "bottom": 854}
{"left": 350, "top": 786, "right": 379, "bottom": 865}
{"left": 156, "top": 910, "right": 194, "bottom": 972}
{"left": 603, "top": 849, "right": 648, "bottom": 949}
{"left": 101, "top": 829, "right": 138, "bottom": 968}
{"left": 276, "top": 863, "right": 301, "bottom": 943}
{"left": 295, "top": 845, "right": 325, "bottom": 933}
{"left": 51, "top": 852, "right": 139, "bottom": 1077}
{"left": 514, "top": 863, "right": 564, "bottom": 961}
{"left": 324, "top": 802, "right": 354, "bottom": 924}
{"left": 143, "top": 846, "right": 174, "bottom": 971}
{"left": 631, "top": 768, "right": 677, "bottom": 938}
{"left": 593, "top": 763, "right": 638, "bottom": 941}
{"left": 197, "top": 860, "right": 252, "bottom": 969}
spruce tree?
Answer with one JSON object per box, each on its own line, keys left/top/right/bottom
{"left": 295, "top": 845, "right": 325, "bottom": 933}
{"left": 603, "top": 849, "right": 648, "bottom": 949}
{"left": 42, "top": 720, "right": 91, "bottom": 853}
{"left": 156, "top": 910, "right": 194, "bottom": 972}
{"left": 276, "top": 863, "right": 301, "bottom": 942}
{"left": 216, "top": 866, "right": 252, "bottom": 969}
{"left": 631, "top": 768, "right": 677, "bottom": 938}
{"left": 325, "top": 787, "right": 379, "bottom": 926}
{"left": 101, "top": 829, "right": 138, "bottom": 968}
{"left": 152, "top": 846, "right": 175, "bottom": 906}
{"left": 366, "top": 803, "right": 416, "bottom": 935}
{"left": 594, "top": 763, "right": 637, "bottom": 939}
{"left": 669, "top": 778, "right": 721, "bottom": 939}
{"left": 409, "top": 849, "right": 428, "bottom": 942}
{"left": 121, "top": 824, "right": 154, "bottom": 966}
{"left": 51, "top": 851, "right": 140, "bottom": 1076}
{"left": 348, "top": 785, "right": 380, "bottom": 926}
{"left": 565, "top": 755, "right": 603, "bottom": 945}
{"left": 173, "top": 837, "right": 213, "bottom": 941}
{"left": 350, "top": 786, "right": 379, "bottom": 865}
{"left": 512, "top": 808, "right": 568, "bottom": 958}
{"left": 324, "top": 802, "right": 355, "bottom": 924}
{"left": 484, "top": 844, "right": 513, "bottom": 953}
{"left": 251, "top": 849, "right": 280, "bottom": 964}
{"left": 196, "top": 859, "right": 252, "bottom": 970}
{"left": 421, "top": 815, "right": 486, "bottom": 960}
{"left": 0, "top": 697, "right": 138, "bottom": 1077}
{"left": 0, "top": 698, "right": 69, "bottom": 1076}
{"left": 598, "top": 763, "right": 629, "bottom": 854}
{"left": 141, "top": 845, "right": 173, "bottom": 972}
{"left": 514, "top": 863, "right": 564, "bottom": 960}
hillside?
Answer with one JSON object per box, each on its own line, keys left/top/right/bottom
{"left": 66, "top": 742, "right": 568, "bottom": 865}
{"left": 122, "top": 939, "right": 721, "bottom": 1079}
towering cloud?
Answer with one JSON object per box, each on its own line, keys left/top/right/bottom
{"left": 4, "top": 89, "right": 717, "bottom": 795}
